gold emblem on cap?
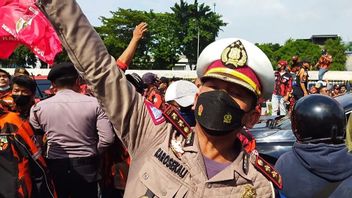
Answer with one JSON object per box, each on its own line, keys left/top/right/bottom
{"left": 221, "top": 40, "right": 248, "bottom": 68}
{"left": 241, "top": 184, "right": 256, "bottom": 198}
{"left": 223, "top": 113, "right": 232, "bottom": 124}
{"left": 198, "top": 104, "right": 204, "bottom": 116}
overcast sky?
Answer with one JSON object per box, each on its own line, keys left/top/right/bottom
{"left": 76, "top": 0, "right": 352, "bottom": 44}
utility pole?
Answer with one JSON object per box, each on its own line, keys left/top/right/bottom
{"left": 197, "top": 27, "right": 200, "bottom": 60}
{"left": 213, "top": 3, "right": 216, "bottom": 12}
{"left": 196, "top": 3, "right": 200, "bottom": 61}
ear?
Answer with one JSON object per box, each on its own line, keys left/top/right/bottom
{"left": 242, "top": 108, "right": 260, "bottom": 129}
{"left": 192, "top": 84, "right": 202, "bottom": 110}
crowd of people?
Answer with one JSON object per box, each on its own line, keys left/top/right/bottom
{"left": 0, "top": 0, "right": 352, "bottom": 197}
{"left": 269, "top": 53, "right": 350, "bottom": 116}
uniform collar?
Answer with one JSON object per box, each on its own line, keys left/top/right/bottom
{"left": 206, "top": 150, "right": 254, "bottom": 183}
{"left": 183, "top": 131, "right": 255, "bottom": 183}
{"left": 56, "top": 89, "right": 76, "bottom": 94}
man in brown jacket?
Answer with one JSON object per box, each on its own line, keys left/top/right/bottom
{"left": 37, "top": 0, "right": 280, "bottom": 197}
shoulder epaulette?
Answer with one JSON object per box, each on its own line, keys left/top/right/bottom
{"left": 252, "top": 153, "right": 282, "bottom": 190}
{"left": 162, "top": 104, "right": 192, "bottom": 139}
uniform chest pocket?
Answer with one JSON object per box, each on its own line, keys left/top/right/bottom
{"left": 138, "top": 160, "right": 189, "bottom": 198}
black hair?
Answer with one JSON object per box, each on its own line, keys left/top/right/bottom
{"left": 12, "top": 75, "right": 36, "bottom": 94}
{"left": 53, "top": 75, "right": 78, "bottom": 88}
{"left": 0, "top": 69, "right": 11, "bottom": 79}
{"left": 126, "top": 73, "right": 146, "bottom": 94}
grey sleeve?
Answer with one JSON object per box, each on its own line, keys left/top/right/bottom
{"left": 96, "top": 105, "right": 115, "bottom": 153}
{"left": 29, "top": 105, "right": 41, "bottom": 130}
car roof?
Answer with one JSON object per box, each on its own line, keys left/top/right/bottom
{"left": 335, "top": 93, "right": 352, "bottom": 114}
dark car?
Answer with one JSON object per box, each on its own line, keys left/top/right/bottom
{"left": 251, "top": 93, "right": 352, "bottom": 165}
{"left": 33, "top": 75, "right": 51, "bottom": 99}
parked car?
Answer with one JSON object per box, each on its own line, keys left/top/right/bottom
{"left": 251, "top": 93, "right": 352, "bottom": 164}
{"left": 33, "top": 75, "right": 51, "bottom": 99}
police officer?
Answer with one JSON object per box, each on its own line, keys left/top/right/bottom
{"left": 275, "top": 95, "right": 352, "bottom": 197}
{"left": 38, "top": 0, "right": 281, "bottom": 197}
{"left": 29, "top": 62, "right": 115, "bottom": 198}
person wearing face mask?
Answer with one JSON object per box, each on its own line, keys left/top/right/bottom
{"left": 0, "top": 69, "right": 14, "bottom": 111}
{"left": 11, "top": 75, "right": 36, "bottom": 119}
{"left": 38, "top": 1, "right": 281, "bottom": 196}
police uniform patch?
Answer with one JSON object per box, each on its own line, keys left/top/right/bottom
{"left": 0, "top": 135, "right": 9, "bottom": 151}
{"left": 145, "top": 100, "right": 165, "bottom": 125}
{"left": 154, "top": 148, "right": 188, "bottom": 178}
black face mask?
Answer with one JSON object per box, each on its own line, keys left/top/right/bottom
{"left": 12, "top": 95, "right": 32, "bottom": 107}
{"left": 194, "top": 90, "right": 245, "bottom": 136}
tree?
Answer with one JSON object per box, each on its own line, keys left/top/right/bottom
{"left": 148, "top": 13, "right": 182, "bottom": 69}
{"left": 171, "top": 0, "right": 226, "bottom": 69}
{"left": 96, "top": 9, "right": 183, "bottom": 69}
{"left": 346, "top": 42, "right": 352, "bottom": 52}
{"left": 0, "top": 45, "right": 36, "bottom": 68}
{"left": 256, "top": 43, "right": 281, "bottom": 66}
{"left": 96, "top": 9, "right": 152, "bottom": 69}
{"left": 324, "top": 38, "right": 347, "bottom": 71}
{"left": 274, "top": 39, "right": 321, "bottom": 69}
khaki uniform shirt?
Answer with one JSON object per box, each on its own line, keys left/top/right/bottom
{"left": 38, "top": 0, "right": 274, "bottom": 197}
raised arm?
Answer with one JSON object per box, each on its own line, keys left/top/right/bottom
{"left": 116, "top": 22, "right": 148, "bottom": 71}
{"left": 37, "top": 0, "right": 167, "bottom": 156}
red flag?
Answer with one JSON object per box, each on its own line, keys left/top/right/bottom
{"left": 0, "top": 0, "right": 62, "bottom": 64}
{"left": 0, "top": 36, "right": 19, "bottom": 58}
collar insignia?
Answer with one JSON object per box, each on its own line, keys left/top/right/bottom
{"left": 221, "top": 40, "right": 248, "bottom": 68}
{"left": 241, "top": 184, "right": 256, "bottom": 198}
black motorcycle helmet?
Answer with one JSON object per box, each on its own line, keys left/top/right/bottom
{"left": 291, "top": 95, "right": 346, "bottom": 144}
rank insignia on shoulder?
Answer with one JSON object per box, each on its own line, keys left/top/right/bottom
{"left": 145, "top": 100, "right": 165, "bottom": 125}
{"left": 252, "top": 153, "right": 282, "bottom": 190}
{"left": 163, "top": 105, "right": 192, "bottom": 138}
